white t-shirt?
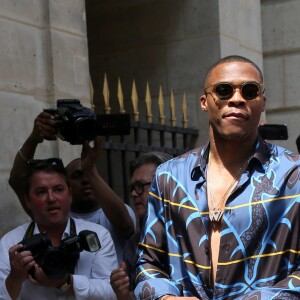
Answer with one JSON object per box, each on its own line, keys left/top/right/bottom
{"left": 70, "top": 204, "right": 136, "bottom": 264}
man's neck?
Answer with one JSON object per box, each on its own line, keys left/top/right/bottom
{"left": 209, "top": 134, "right": 256, "bottom": 167}
{"left": 37, "top": 222, "right": 68, "bottom": 247}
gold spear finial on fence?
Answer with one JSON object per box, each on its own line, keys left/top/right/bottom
{"left": 182, "top": 92, "right": 188, "bottom": 128}
{"left": 145, "top": 82, "right": 153, "bottom": 123}
{"left": 158, "top": 85, "right": 165, "bottom": 125}
{"left": 103, "top": 73, "right": 111, "bottom": 114}
{"left": 131, "top": 79, "right": 139, "bottom": 121}
{"left": 170, "top": 90, "right": 176, "bottom": 126}
{"left": 117, "top": 78, "right": 126, "bottom": 113}
{"left": 89, "top": 76, "right": 95, "bottom": 110}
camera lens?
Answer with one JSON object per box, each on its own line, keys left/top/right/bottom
{"left": 41, "top": 249, "right": 69, "bottom": 279}
{"left": 75, "top": 118, "right": 98, "bottom": 142}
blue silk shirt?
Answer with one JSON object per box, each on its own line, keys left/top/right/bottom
{"left": 134, "top": 139, "right": 300, "bottom": 299}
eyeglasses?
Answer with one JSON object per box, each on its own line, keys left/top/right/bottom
{"left": 129, "top": 181, "right": 152, "bottom": 195}
{"left": 205, "top": 81, "right": 264, "bottom": 101}
{"left": 26, "top": 158, "right": 67, "bottom": 180}
{"left": 27, "top": 158, "right": 66, "bottom": 177}
{"left": 27, "top": 158, "right": 65, "bottom": 169}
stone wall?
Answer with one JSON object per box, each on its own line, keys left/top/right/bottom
{"left": 0, "top": 0, "right": 90, "bottom": 235}
{"left": 0, "top": 0, "right": 299, "bottom": 235}
{"left": 262, "top": 0, "right": 300, "bottom": 152}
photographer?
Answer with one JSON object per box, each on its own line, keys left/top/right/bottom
{"left": 0, "top": 158, "right": 117, "bottom": 299}
{"left": 9, "top": 111, "right": 136, "bottom": 265}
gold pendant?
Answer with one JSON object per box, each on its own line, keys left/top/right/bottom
{"left": 209, "top": 209, "right": 224, "bottom": 222}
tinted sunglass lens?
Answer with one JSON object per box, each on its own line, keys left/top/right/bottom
{"left": 135, "top": 183, "right": 143, "bottom": 194}
{"left": 129, "top": 182, "right": 142, "bottom": 194}
{"left": 28, "top": 158, "right": 64, "bottom": 169}
{"left": 242, "top": 83, "right": 259, "bottom": 100}
{"left": 215, "top": 83, "right": 233, "bottom": 100}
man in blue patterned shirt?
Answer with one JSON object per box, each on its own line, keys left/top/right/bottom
{"left": 134, "top": 55, "right": 300, "bottom": 300}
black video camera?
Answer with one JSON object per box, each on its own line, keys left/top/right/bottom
{"left": 44, "top": 99, "right": 131, "bottom": 144}
{"left": 19, "top": 230, "right": 101, "bottom": 279}
{"left": 258, "top": 124, "right": 288, "bottom": 140}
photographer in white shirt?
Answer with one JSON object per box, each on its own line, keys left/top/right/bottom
{"left": 0, "top": 158, "right": 117, "bottom": 300}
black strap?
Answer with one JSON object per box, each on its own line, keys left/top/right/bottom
{"left": 67, "top": 218, "right": 79, "bottom": 274}
{"left": 23, "top": 218, "right": 77, "bottom": 239}
{"left": 69, "top": 218, "right": 77, "bottom": 236}
{"left": 23, "top": 221, "right": 35, "bottom": 239}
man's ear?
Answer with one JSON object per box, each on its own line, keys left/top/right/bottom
{"left": 69, "top": 188, "right": 72, "bottom": 205}
{"left": 261, "top": 95, "right": 266, "bottom": 112}
{"left": 200, "top": 94, "right": 208, "bottom": 112}
{"left": 24, "top": 194, "right": 31, "bottom": 211}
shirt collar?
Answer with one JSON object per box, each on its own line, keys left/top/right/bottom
{"left": 190, "top": 142, "right": 209, "bottom": 181}
{"left": 190, "top": 137, "right": 271, "bottom": 181}
{"left": 32, "top": 218, "right": 71, "bottom": 239}
{"left": 252, "top": 136, "right": 272, "bottom": 168}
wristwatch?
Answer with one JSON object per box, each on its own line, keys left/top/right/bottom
{"left": 58, "top": 274, "right": 71, "bottom": 292}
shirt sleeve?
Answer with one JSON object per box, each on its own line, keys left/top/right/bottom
{"left": 72, "top": 227, "right": 118, "bottom": 300}
{"left": 134, "top": 172, "right": 183, "bottom": 299}
{"left": 0, "top": 238, "right": 13, "bottom": 300}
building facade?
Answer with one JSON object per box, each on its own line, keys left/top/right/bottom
{"left": 0, "top": 0, "right": 299, "bottom": 234}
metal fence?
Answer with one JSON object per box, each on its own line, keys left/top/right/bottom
{"left": 93, "top": 75, "right": 199, "bottom": 204}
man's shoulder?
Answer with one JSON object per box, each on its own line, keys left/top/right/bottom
{"left": 1, "top": 222, "right": 31, "bottom": 245}
{"left": 179, "top": 146, "right": 204, "bottom": 159}
{"left": 72, "top": 217, "right": 110, "bottom": 236}
{"left": 157, "top": 146, "right": 204, "bottom": 171}
{"left": 124, "top": 203, "right": 136, "bottom": 221}
{"left": 267, "top": 142, "right": 300, "bottom": 163}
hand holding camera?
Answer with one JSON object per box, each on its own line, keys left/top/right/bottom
{"left": 30, "top": 111, "right": 58, "bottom": 144}
{"left": 8, "top": 243, "right": 35, "bottom": 284}
{"left": 18, "top": 230, "right": 101, "bottom": 280}
{"left": 44, "top": 99, "right": 130, "bottom": 144}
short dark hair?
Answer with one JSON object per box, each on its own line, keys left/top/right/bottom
{"left": 129, "top": 152, "right": 172, "bottom": 178}
{"left": 204, "top": 55, "right": 264, "bottom": 89}
{"left": 24, "top": 158, "right": 69, "bottom": 195}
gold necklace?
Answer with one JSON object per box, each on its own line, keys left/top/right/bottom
{"left": 207, "top": 157, "right": 249, "bottom": 222}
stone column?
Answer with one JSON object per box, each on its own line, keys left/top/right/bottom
{"left": 262, "top": 0, "right": 300, "bottom": 152}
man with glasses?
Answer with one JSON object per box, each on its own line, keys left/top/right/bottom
{"left": 9, "top": 119, "right": 136, "bottom": 266}
{"left": 0, "top": 158, "right": 117, "bottom": 299}
{"left": 134, "top": 55, "right": 300, "bottom": 299}
{"left": 110, "top": 152, "right": 172, "bottom": 300}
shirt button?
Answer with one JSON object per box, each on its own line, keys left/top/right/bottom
{"left": 205, "top": 248, "right": 209, "bottom": 255}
